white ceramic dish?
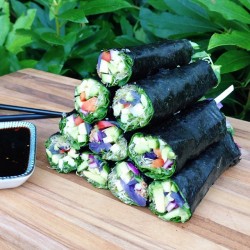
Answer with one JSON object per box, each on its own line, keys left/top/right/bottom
{"left": 0, "top": 121, "right": 36, "bottom": 189}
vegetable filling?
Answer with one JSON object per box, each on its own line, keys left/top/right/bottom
{"left": 89, "top": 120, "right": 128, "bottom": 161}
{"left": 59, "top": 112, "right": 91, "bottom": 150}
{"left": 112, "top": 85, "right": 153, "bottom": 131}
{"left": 108, "top": 161, "right": 148, "bottom": 206}
{"left": 74, "top": 78, "right": 110, "bottom": 123}
{"left": 76, "top": 152, "right": 110, "bottom": 189}
{"left": 45, "top": 133, "right": 80, "bottom": 173}
{"left": 148, "top": 180, "right": 191, "bottom": 223}
{"left": 128, "top": 133, "right": 176, "bottom": 179}
{"left": 97, "top": 49, "right": 133, "bottom": 87}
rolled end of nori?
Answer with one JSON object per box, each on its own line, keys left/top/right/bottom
{"left": 108, "top": 161, "right": 148, "bottom": 206}
{"left": 59, "top": 111, "right": 91, "bottom": 150}
{"left": 139, "top": 60, "right": 218, "bottom": 125}
{"left": 88, "top": 120, "right": 128, "bottom": 161}
{"left": 97, "top": 39, "right": 193, "bottom": 87}
{"left": 74, "top": 78, "right": 110, "bottom": 123}
{"left": 45, "top": 132, "right": 81, "bottom": 173}
{"left": 97, "top": 49, "right": 133, "bottom": 87}
{"left": 142, "top": 99, "right": 227, "bottom": 173}
{"left": 173, "top": 132, "right": 241, "bottom": 215}
{"left": 76, "top": 152, "right": 110, "bottom": 189}
{"left": 128, "top": 133, "right": 176, "bottom": 180}
{"left": 112, "top": 84, "right": 154, "bottom": 131}
{"left": 148, "top": 180, "right": 191, "bottom": 223}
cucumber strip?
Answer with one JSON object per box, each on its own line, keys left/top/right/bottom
{"left": 108, "top": 161, "right": 148, "bottom": 206}
{"left": 89, "top": 121, "right": 128, "bottom": 161}
{"left": 45, "top": 132, "right": 80, "bottom": 173}
{"left": 148, "top": 133, "right": 241, "bottom": 223}
{"left": 76, "top": 152, "right": 110, "bottom": 189}
{"left": 97, "top": 39, "right": 193, "bottom": 87}
{"left": 59, "top": 112, "right": 91, "bottom": 150}
{"left": 112, "top": 60, "right": 218, "bottom": 131}
{"left": 74, "top": 78, "right": 110, "bottom": 123}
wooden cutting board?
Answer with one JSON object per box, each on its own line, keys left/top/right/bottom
{"left": 0, "top": 69, "right": 249, "bottom": 250}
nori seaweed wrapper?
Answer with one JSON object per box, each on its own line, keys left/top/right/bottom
{"left": 126, "top": 39, "right": 193, "bottom": 82}
{"left": 173, "top": 133, "right": 241, "bottom": 216}
{"left": 136, "top": 60, "right": 218, "bottom": 125}
{"left": 173, "top": 133, "right": 241, "bottom": 214}
{"left": 112, "top": 60, "right": 218, "bottom": 131}
{"left": 97, "top": 39, "right": 193, "bottom": 87}
{"left": 129, "top": 100, "right": 227, "bottom": 179}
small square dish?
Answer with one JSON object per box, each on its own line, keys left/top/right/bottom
{"left": 0, "top": 121, "right": 36, "bottom": 189}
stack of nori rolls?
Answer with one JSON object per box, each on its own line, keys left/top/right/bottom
{"left": 45, "top": 39, "right": 241, "bottom": 223}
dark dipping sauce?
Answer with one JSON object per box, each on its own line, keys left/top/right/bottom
{"left": 0, "top": 127, "right": 30, "bottom": 177}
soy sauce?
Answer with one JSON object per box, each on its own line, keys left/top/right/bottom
{"left": 0, "top": 127, "right": 30, "bottom": 177}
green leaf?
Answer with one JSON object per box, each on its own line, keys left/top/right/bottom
{"left": 6, "top": 29, "right": 34, "bottom": 54}
{"left": 0, "top": 46, "right": 20, "bottom": 76}
{"left": 114, "top": 35, "right": 144, "bottom": 47}
{"left": 238, "top": 0, "right": 250, "bottom": 10}
{"left": 59, "top": 9, "right": 88, "bottom": 23}
{"left": 208, "top": 31, "right": 250, "bottom": 51}
{"left": 19, "top": 59, "right": 38, "bottom": 69}
{"left": 0, "top": 1, "right": 10, "bottom": 46}
{"left": 140, "top": 7, "right": 218, "bottom": 38}
{"left": 215, "top": 50, "right": 250, "bottom": 74}
{"left": 36, "top": 46, "right": 66, "bottom": 74}
{"left": 10, "top": 0, "right": 27, "bottom": 16}
{"left": 162, "top": 0, "right": 210, "bottom": 20}
{"left": 147, "top": 0, "right": 169, "bottom": 10}
{"left": 192, "top": 0, "right": 250, "bottom": 24}
{"left": 40, "top": 32, "right": 66, "bottom": 45}
{"left": 82, "top": 0, "right": 133, "bottom": 16}
{"left": 13, "top": 9, "right": 37, "bottom": 30}
{"left": 120, "top": 16, "right": 133, "bottom": 36}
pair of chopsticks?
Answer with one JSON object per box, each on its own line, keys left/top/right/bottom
{"left": 0, "top": 104, "right": 65, "bottom": 122}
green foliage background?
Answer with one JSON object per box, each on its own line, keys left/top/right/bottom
{"left": 0, "top": 0, "right": 250, "bottom": 120}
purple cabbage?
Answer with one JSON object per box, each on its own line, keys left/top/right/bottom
{"left": 97, "top": 130, "right": 106, "bottom": 141}
{"left": 89, "top": 142, "right": 112, "bottom": 154}
{"left": 130, "top": 91, "right": 141, "bottom": 105}
{"left": 166, "top": 201, "right": 178, "bottom": 212}
{"left": 163, "top": 160, "right": 173, "bottom": 169}
{"left": 85, "top": 122, "right": 92, "bottom": 135}
{"left": 144, "top": 151, "right": 157, "bottom": 160}
{"left": 170, "top": 192, "right": 185, "bottom": 207}
{"left": 127, "top": 162, "right": 140, "bottom": 175}
{"left": 120, "top": 179, "right": 147, "bottom": 206}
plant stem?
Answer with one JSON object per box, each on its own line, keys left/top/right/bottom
{"left": 55, "top": 17, "right": 60, "bottom": 35}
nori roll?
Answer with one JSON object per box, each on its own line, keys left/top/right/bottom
{"left": 89, "top": 120, "right": 128, "bottom": 161}
{"left": 108, "top": 161, "right": 148, "bottom": 206}
{"left": 76, "top": 152, "right": 110, "bottom": 189}
{"left": 112, "top": 60, "right": 218, "bottom": 131}
{"left": 45, "top": 133, "right": 81, "bottom": 173}
{"left": 148, "top": 133, "right": 241, "bottom": 223}
{"left": 128, "top": 100, "right": 227, "bottom": 179}
{"left": 97, "top": 39, "right": 193, "bottom": 87}
{"left": 59, "top": 111, "right": 91, "bottom": 150}
{"left": 74, "top": 78, "right": 110, "bottom": 123}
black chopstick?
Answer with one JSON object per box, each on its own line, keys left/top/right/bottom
{"left": 0, "top": 104, "right": 63, "bottom": 116}
{"left": 0, "top": 113, "right": 62, "bottom": 122}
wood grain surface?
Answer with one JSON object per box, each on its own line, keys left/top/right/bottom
{"left": 0, "top": 69, "right": 249, "bottom": 250}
